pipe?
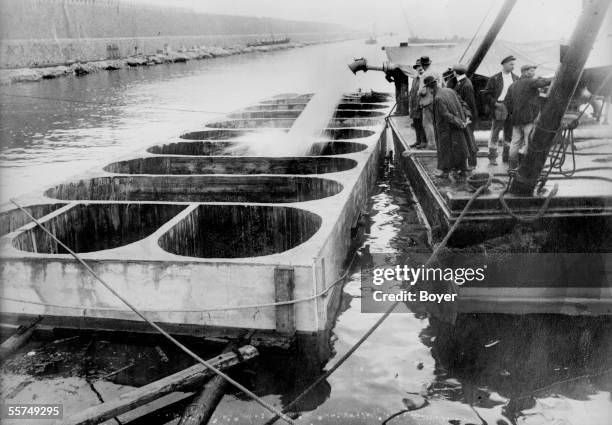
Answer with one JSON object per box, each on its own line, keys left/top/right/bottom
{"left": 348, "top": 57, "right": 393, "bottom": 74}
{"left": 509, "top": 0, "right": 611, "bottom": 195}
{"left": 465, "top": 0, "right": 517, "bottom": 78}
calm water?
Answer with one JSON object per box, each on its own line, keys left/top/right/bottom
{"left": 1, "top": 39, "right": 611, "bottom": 424}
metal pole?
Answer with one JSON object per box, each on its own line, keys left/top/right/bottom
{"left": 465, "top": 0, "right": 517, "bottom": 78}
{"left": 509, "top": 0, "right": 611, "bottom": 195}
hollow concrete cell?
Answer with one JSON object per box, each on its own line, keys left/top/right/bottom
{"left": 147, "top": 141, "right": 242, "bottom": 155}
{"left": 333, "top": 110, "right": 386, "bottom": 118}
{"left": 104, "top": 156, "right": 357, "bottom": 175}
{"left": 226, "top": 111, "right": 301, "bottom": 119}
{"left": 0, "top": 204, "right": 66, "bottom": 237}
{"left": 336, "top": 103, "right": 388, "bottom": 110}
{"left": 159, "top": 204, "right": 321, "bottom": 258}
{"left": 205, "top": 118, "right": 296, "bottom": 129}
{"left": 327, "top": 118, "right": 381, "bottom": 128}
{"left": 342, "top": 93, "right": 392, "bottom": 103}
{"left": 179, "top": 129, "right": 260, "bottom": 140}
{"left": 321, "top": 129, "right": 376, "bottom": 140}
{"left": 308, "top": 142, "right": 368, "bottom": 155}
{"left": 13, "top": 203, "right": 186, "bottom": 254}
{"left": 45, "top": 176, "right": 343, "bottom": 202}
{"left": 242, "top": 104, "right": 307, "bottom": 112}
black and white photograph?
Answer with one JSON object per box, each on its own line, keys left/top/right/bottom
{"left": 0, "top": 0, "right": 611, "bottom": 424}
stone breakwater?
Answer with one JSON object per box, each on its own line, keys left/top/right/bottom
{"left": 0, "top": 38, "right": 351, "bottom": 86}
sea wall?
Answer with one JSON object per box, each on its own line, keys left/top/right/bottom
{"left": 0, "top": 0, "right": 352, "bottom": 68}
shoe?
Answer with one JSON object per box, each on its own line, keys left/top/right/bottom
{"left": 416, "top": 144, "right": 427, "bottom": 150}
{"left": 488, "top": 148, "right": 498, "bottom": 166}
{"left": 409, "top": 142, "right": 420, "bottom": 148}
{"left": 502, "top": 146, "right": 509, "bottom": 163}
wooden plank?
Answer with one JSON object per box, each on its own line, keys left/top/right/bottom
{"left": 63, "top": 345, "right": 258, "bottom": 425}
{"left": 274, "top": 267, "right": 295, "bottom": 335}
{"left": 0, "top": 315, "right": 43, "bottom": 361}
{"left": 178, "top": 340, "right": 240, "bottom": 425}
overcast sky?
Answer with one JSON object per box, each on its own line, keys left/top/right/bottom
{"left": 126, "top": 0, "right": 611, "bottom": 42}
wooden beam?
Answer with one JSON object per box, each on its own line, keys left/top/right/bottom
{"left": 274, "top": 267, "right": 296, "bottom": 335}
{"left": 63, "top": 345, "right": 258, "bottom": 425}
{"left": 466, "top": 0, "right": 517, "bottom": 78}
{"left": 509, "top": 0, "right": 612, "bottom": 195}
{"left": 178, "top": 341, "right": 239, "bottom": 425}
{"left": 0, "top": 315, "right": 43, "bottom": 361}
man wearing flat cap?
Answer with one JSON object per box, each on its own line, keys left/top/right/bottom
{"left": 423, "top": 75, "right": 471, "bottom": 178}
{"left": 452, "top": 63, "right": 478, "bottom": 167}
{"left": 504, "top": 64, "right": 553, "bottom": 169}
{"left": 482, "top": 55, "right": 519, "bottom": 165}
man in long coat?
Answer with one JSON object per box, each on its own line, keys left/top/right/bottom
{"left": 424, "top": 76, "right": 471, "bottom": 178}
{"left": 452, "top": 63, "right": 478, "bottom": 167}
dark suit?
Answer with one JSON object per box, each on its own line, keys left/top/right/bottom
{"left": 482, "top": 71, "right": 519, "bottom": 158}
{"left": 453, "top": 76, "right": 478, "bottom": 166}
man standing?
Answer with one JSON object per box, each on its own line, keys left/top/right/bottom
{"left": 418, "top": 56, "right": 443, "bottom": 150}
{"left": 483, "top": 55, "right": 518, "bottom": 165}
{"left": 505, "top": 64, "right": 553, "bottom": 169}
{"left": 424, "top": 76, "right": 471, "bottom": 178}
{"left": 452, "top": 63, "right": 478, "bottom": 167}
{"left": 409, "top": 58, "right": 427, "bottom": 148}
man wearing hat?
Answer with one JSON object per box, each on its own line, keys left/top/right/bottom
{"left": 418, "top": 56, "right": 443, "bottom": 150}
{"left": 452, "top": 63, "right": 478, "bottom": 167}
{"left": 409, "top": 58, "right": 427, "bottom": 148}
{"left": 504, "top": 64, "right": 553, "bottom": 169}
{"left": 423, "top": 75, "right": 471, "bottom": 178}
{"left": 482, "top": 55, "right": 519, "bottom": 165}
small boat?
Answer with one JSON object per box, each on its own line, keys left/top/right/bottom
{"left": 365, "top": 36, "right": 377, "bottom": 45}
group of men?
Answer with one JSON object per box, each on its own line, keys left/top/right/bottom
{"left": 398, "top": 54, "right": 552, "bottom": 177}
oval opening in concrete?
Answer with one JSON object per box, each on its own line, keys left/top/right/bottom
{"left": 336, "top": 103, "right": 388, "bottom": 110}
{"left": 334, "top": 110, "right": 386, "bottom": 118}
{"left": 13, "top": 204, "right": 186, "bottom": 254}
{"left": 45, "top": 176, "right": 343, "bottom": 202}
{"left": 242, "top": 104, "right": 307, "bottom": 112}
{"left": 327, "top": 118, "right": 380, "bottom": 128}
{"left": 205, "top": 119, "right": 296, "bottom": 129}
{"left": 148, "top": 141, "right": 242, "bottom": 155}
{"left": 322, "top": 129, "right": 375, "bottom": 139}
{"left": 308, "top": 142, "right": 368, "bottom": 156}
{"left": 104, "top": 156, "right": 357, "bottom": 175}
{"left": 180, "top": 129, "right": 259, "bottom": 140}
{"left": 159, "top": 205, "right": 321, "bottom": 258}
{"left": 342, "top": 93, "right": 392, "bottom": 103}
{"left": 0, "top": 203, "right": 66, "bottom": 237}
{"left": 226, "top": 111, "right": 301, "bottom": 119}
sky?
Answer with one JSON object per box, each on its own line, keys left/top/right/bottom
{"left": 126, "top": 0, "right": 609, "bottom": 42}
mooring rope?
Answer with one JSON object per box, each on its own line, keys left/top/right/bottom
{"left": 263, "top": 182, "right": 491, "bottom": 425}
{"left": 8, "top": 199, "right": 298, "bottom": 425}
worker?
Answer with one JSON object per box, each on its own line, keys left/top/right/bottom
{"left": 409, "top": 58, "right": 427, "bottom": 148}
{"left": 451, "top": 63, "right": 478, "bottom": 167}
{"left": 505, "top": 64, "right": 553, "bottom": 169}
{"left": 424, "top": 75, "right": 471, "bottom": 178}
{"left": 384, "top": 63, "right": 411, "bottom": 115}
{"left": 483, "top": 55, "right": 519, "bottom": 165}
{"left": 418, "top": 56, "right": 443, "bottom": 150}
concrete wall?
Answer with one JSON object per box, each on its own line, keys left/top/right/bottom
{"left": 0, "top": 0, "right": 351, "bottom": 68}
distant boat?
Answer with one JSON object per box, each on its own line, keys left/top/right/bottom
{"left": 365, "top": 36, "right": 377, "bottom": 45}
{"left": 247, "top": 36, "right": 290, "bottom": 47}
